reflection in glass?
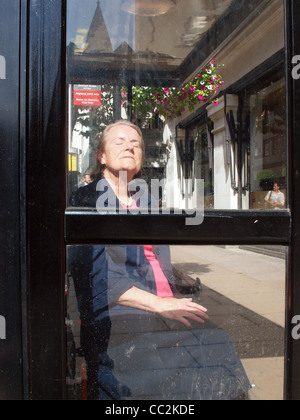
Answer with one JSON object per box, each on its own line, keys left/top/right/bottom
{"left": 121, "top": 0, "right": 176, "bottom": 17}
{"left": 65, "top": 0, "right": 287, "bottom": 400}
{"left": 67, "top": 0, "right": 287, "bottom": 211}
{"left": 66, "top": 0, "right": 230, "bottom": 208}
{"left": 249, "top": 79, "right": 287, "bottom": 209}
{"left": 66, "top": 244, "right": 285, "bottom": 400}
{"left": 67, "top": 0, "right": 234, "bottom": 73}
{"left": 67, "top": 120, "right": 251, "bottom": 400}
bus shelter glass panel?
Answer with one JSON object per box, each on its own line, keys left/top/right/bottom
{"left": 66, "top": 244, "right": 286, "bottom": 400}
{"left": 67, "top": 0, "right": 288, "bottom": 212}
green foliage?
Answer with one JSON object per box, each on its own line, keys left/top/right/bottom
{"left": 256, "top": 169, "right": 277, "bottom": 181}
{"left": 121, "top": 59, "right": 224, "bottom": 122}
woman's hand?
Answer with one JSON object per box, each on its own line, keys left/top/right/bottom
{"left": 155, "top": 297, "right": 209, "bottom": 327}
{"left": 116, "top": 287, "right": 209, "bottom": 328}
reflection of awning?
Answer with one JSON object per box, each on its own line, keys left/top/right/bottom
{"left": 67, "top": 46, "right": 181, "bottom": 86}
{"left": 74, "top": 49, "right": 177, "bottom": 72}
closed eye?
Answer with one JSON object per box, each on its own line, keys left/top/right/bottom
{"left": 114, "top": 137, "right": 141, "bottom": 148}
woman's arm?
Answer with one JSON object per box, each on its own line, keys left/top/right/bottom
{"left": 115, "top": 286, "right": 209, "bottom": 328}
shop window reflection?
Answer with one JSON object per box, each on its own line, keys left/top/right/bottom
{"left": 249, "top": 78, "right": 287, "bottom": 210}
{"left": 65, "top": 0, "right": 287, "bottom": 401}
{"left": 67, "top": 0, "right": 287, "bottom": 212}
{"left": 66, "top": 244, "right": 285, "bottom": 400}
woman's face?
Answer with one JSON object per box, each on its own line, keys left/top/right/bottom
{"left": 97, "top": 125, "right": 144, "bottom": 180}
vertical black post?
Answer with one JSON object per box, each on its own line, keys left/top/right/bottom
{"left": 113, "top": 85, "right": 122, "bottom": 120}
{"left": 127, "top": 84, "right": 133, "bottom": 121}
{"left": 0, "top": 0, "right": 23, "bottom": 400}
{"left": 285, "top": 0, "right": 300, "bottom": 400}
{"left": 237, "top": 94, "right": 244, "bottom": 210}
{"left": 26, "top": 0, "right": 67, "bottom": 399}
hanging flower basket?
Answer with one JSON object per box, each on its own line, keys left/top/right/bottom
{"left": 121, "top": 59, "right": 224, "bottom": 122}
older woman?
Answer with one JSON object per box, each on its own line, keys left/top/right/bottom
{"left": 95, "top": 120, "right": 208, "bottom": 326}
{"left": 69, "top": 120, "right": 250, "bottom": 400}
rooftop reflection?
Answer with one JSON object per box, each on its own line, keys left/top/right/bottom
{"left": 67, "top": 0, "right": 234, "bottom": 81}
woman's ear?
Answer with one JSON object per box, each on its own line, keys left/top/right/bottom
{"left": 96, "top": 150, "right": 106, "bottom": 165}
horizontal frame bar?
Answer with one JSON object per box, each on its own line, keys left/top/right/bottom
{"left": 65, "top": 210, "right": 291, "bottom": 246}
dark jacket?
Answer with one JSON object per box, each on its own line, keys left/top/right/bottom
{"left": 68, "top": 176, "right": 252, "bottom": 401}
{"left": 69, "top": 175, "right": 177, "bottom": 324}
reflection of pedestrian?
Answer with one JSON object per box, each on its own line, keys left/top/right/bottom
{"left": 264, "top": 183, "right": 285, "bottom": 209}
{"left": 69, "top": 120, "right": 250, "bottom": 400}
{"left": 83, "top": 173, "right": 92, "bottom": 185}
{"left": 78, "top": 173, "right": 92, "bottom": 188}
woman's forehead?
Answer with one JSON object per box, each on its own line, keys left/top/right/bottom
{"left": 107, "top": 125, "right": 142, "bottom": 141}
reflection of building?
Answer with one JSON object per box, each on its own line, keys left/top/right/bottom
{"left": 84, "top": 0, "right": 113, "bottom": 54}
{"left": 68, "top": 0, "right": 286, "bottom": 212}
{"left": 68, "top": 0, "right": 235, "bottom": 82}
{"left": 170, "top": 0, "right": 286, "bottom": 211}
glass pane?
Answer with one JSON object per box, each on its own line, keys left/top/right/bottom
{"left": 65, "top": 0, "right": 288, "bottom": 402}
{"left": 66, "top": 0, "right": 288, "bottom": 212}
{"left": 248, "top": 78, "right": 287, "bottom": 210}
{"left": 66, "top": 244, "right": 285, "bottom": 400}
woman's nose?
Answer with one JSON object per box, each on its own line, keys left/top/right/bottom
{"left": 125, "top": 139, "right": 134, "bottom": 150}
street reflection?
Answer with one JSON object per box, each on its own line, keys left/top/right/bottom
{"left": 65, "top": 0, "right": 287, "bottom": 401}
{"left": 66, "top": 244, "right": 285, "bottom": 400}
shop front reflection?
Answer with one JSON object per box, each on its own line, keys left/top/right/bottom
{"left": 68, "top": 244, "right": 254, "bottom": 400}
{"left": 67, "top": 244, "right": 285, "bottom": 400}
{"left": 65, "top": 0, "right": 287, "bottom": 400}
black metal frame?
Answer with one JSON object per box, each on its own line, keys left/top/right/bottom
{"left": 65, "top": 210, "right": 290, "bottom": 246}
{"left": 1, "top": 0, "right": 299, "bottom": 400}
{"left": 25, "top": 0, "right": 67, "bottom": 399}
{"left": 284, "top": 0, "right": 300, "bottom": 400}
{"left": 0, "top": 0, "right": 23, "bottom": 400}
